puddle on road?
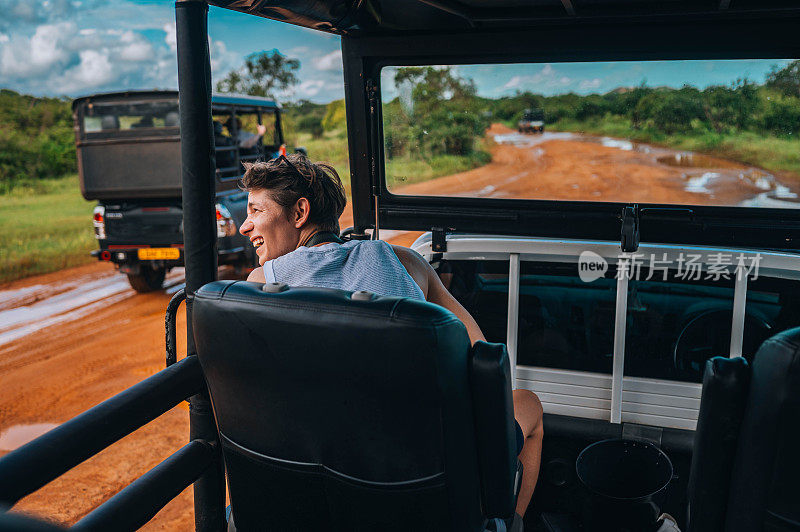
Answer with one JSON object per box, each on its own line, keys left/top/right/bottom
{"left": 494, "top": 129, "right": 800, "bottom": 208}
{"left": 493, "top": 131, "right": 578, "bottom": 147}
{"left": 0, "top": 423, "right": 59, "bottom": 451}
{"left": 657, "top": 152, "right": 742, "bottom": 169}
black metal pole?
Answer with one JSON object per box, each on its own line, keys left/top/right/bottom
{"left": 175, "top": 2, "right": 225, "bottom": 531}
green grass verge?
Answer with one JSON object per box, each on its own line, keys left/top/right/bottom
{"left": 0, "top": 174, "right": 96, "bottom": 284}
{"left": 551, "top": 116, "right": 800, "bottom": 182}
{"left": 296, "top": 129, "right": 493, "bottom": 194}
{"left": 386, "top": 151, "right": 492, "bottom": 189}
{"left": 386, "top": 137, "right": 493, "bottom": 190}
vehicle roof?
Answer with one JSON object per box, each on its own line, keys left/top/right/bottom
{"left": 72, "top": 90, "right": 280, "bottom": 110}
{"left": 207, "top": 0, "right": 799, "bottom": 36}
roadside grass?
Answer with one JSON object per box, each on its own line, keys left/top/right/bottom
{"left": 551, "top": 117, "right": 800, "bottom": 183}
{"left": 386, "top": 137, "right": 494, "bottom": 190}
{"left": 294, "top": 129, "right": 494, "bottom": 193}
{"left": 386, "top": 151, "right": 492, "bottom": 189}
{"left": 0, "top": 174, "right": 96, "bottom": 284}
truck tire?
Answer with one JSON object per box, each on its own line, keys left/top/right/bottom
{"left": 127, "top": 266, "right": 166, "bottom": 293}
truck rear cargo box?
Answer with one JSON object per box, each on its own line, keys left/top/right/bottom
{"left": 73, "top": 91, "right": 183, "bottom": 200}
{"left": 77, "top": 139, "right": 182, "bottom": 200}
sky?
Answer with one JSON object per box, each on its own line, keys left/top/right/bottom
{"left": 0, "top": 0, "right": 344, "bottom": 102}
{"left": 0, "top": 0, "right": 792, "bottom": 104}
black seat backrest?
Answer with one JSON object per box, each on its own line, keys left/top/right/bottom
{"left": 688, "top": 327, "right": 800, "bottom": 532}
{"left": 192, "top": 281, "right": 517, "bottom": 531}
{"left": 725, "top": 327, "right": 800, "bottom": 532}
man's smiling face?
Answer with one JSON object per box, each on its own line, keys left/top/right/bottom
{"left": 239, "top": 189, "right": 301, "bottom": 265}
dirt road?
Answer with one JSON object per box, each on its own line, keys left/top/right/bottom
{"left": 1, "top": 125, "right": 795, "bottom": 528}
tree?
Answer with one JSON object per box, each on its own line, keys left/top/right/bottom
{"left": 216, "top": 50, "right": 300, "bottom": 100}
{"left": 765, "top": 60, "right": 800, "bottom": 98}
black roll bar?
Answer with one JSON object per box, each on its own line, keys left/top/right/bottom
{"left": 72, "top": 439, "right": 216, "bottom": 532}
{"left": 0, "top": 356, "right": 205, "bottom": 507}
{"left": 175, "top": 1, "right": 226, "bottom": 530}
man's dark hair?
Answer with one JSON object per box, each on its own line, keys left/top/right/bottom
{"left": 241, "top": 155, "right": 347, "bottom": 233}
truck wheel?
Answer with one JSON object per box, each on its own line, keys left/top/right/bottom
{"left": 127, "top": 266, "right": 166, "bottom": 293}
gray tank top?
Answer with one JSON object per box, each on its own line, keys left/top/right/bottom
{"left": 262, "top": 240, "right": 425, "bottom": 301}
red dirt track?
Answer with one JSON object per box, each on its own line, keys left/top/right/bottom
{"left": 1, "top": 124, "right": 795, "bottom": 528}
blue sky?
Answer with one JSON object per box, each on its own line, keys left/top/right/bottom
{"left": 0, "top": 0, "right": 344, "bottom": 102}
{"left": 0, "top": 0, "right": 792, "bottom": 104}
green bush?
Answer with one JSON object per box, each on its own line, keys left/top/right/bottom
{"left": 0, "top": 90, "right": 76, "bottom": 191}
{"left": 760, "top": 94, "right": 800, "bottom": 137}
{"left": 297, "top": 115, "right": 324, "bottom": 138}
{"left": 322, "top": 99, "right": 346, "bottom": 132}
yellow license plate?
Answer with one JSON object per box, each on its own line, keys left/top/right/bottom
{"left": 137, "top": 248, "right": 180, "bottom": 260}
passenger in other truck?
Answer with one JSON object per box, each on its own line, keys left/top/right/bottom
{"left": 225, "top": 117, "right": 267, "bottom": 151}
{"left": 240, "top": 154, "right": 544, "bottom": 520}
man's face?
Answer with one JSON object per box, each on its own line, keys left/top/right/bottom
{"left": 239, "top": 189, "right": 300, "bottom": 265}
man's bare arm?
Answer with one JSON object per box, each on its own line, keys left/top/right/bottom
{"left": 392, "top": 245, "right": 486, "bottom": 345}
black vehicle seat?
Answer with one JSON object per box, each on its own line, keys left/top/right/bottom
{"left": 192, "top": 281, "right": 520, "bottom": 532}
{"left": 687, "top": 327, "right": 800, "bottom": 532}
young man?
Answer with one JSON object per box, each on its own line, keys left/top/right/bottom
{"left": 240, "top": 154, "right": 543, "bottom": 519}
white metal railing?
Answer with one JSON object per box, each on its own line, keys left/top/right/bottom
{"left": 413, "top": 233, "right": 800, "bottom": 430}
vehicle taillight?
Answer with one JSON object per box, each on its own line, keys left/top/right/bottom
{"left": 215, "top": 203, "right": 236, "bottom": 238}
{"left": 93, "top": 205, "right": 106, "bottom": 239}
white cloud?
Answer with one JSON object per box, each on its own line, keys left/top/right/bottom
{"left": 209, "top": 37, "right": 238, "bottom": 77}
{"left": 295, "top": 79, "right": 326, "bottom": 97}
{"left": 286, "top": 46, "right": 311, "bottom": 56}
{"left": 579, "top": 78, "right": 601, "bottom": 90}
{"left": 503, "top": 64, "right": 573, "bottom": 92}
{"left": 163, "top": 21, "right": 176, "bottom": 52}
{"left": 0, "top": 18, "right": 179, "bottom": 95}
{"left": 60, "top": 48, "right": 114, "bottom": 90}
{"left": 119, "top": 31, "right": 153, "bottom": 62}
{"left": 0, "top": 22, "right": 74, "bottom": 78}
{"left": 312, "top": 49, "right": 341, "bottom": 72}
{"left": 0, "top": 33, "right": 8, "bottom": 43}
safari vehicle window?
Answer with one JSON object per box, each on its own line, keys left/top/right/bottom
{"left": 82, "top": 100, "right": 180, "bottom": 136}
{"left": 381, "top": 60, "right": 800, "bottom": 210}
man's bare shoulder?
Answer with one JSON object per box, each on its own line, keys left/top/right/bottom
{"left": 391, "top": 244, "right": 432, "bottom": 295}
{"left": 247, "top": 267, "right": 265, "bottom": 282}
{"left": 390, "top": 244, "right": 427, "bottom": 268}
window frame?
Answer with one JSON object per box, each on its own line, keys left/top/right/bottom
{"left": 341, "top": 16, "right": 800, "bottom": 250}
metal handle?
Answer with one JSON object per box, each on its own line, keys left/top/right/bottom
{"left": 165, "top": 288, "right": 187, "bottom": 367}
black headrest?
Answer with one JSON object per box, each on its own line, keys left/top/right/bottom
{"left": 192, "top": 281, "right": 488, "bottom": 530}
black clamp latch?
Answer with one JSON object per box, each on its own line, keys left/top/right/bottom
{"left": 432, "top": 227, "right": 447, "bottom": 253}
{"left": 620, "top": 204, "right": 640, "bottom": 253}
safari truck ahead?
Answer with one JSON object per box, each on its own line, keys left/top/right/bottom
{"left": 517, "top": 108, "right": 544, "bottom": 134}
{"left": 73, "top": 91, "right": 286, "bottom": 291}
{"left": 2, "top": 2, "right": 800, "bottom": 532}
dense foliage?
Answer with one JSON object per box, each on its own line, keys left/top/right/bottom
{"left": 0, "top": 90, "right": 76, "bottom": 192}
{"left": 384, "top": 67, "right": 489, "bottom": 159}
{"left": 485, "top": 61, "right": 800, "bottom": 139}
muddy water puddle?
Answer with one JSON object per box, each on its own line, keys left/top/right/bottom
{"left": 494, "top": 130, "right": 800, "bottom": 208}
{"left": 0, "top": 268, "right": 187, "bottom": 348}
{"left": 0, "top": 423, "right": 59, "bottom": 451}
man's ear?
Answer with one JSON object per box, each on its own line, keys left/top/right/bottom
{"left": 293, "top": 197, "right": 311, "bottom": 228}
